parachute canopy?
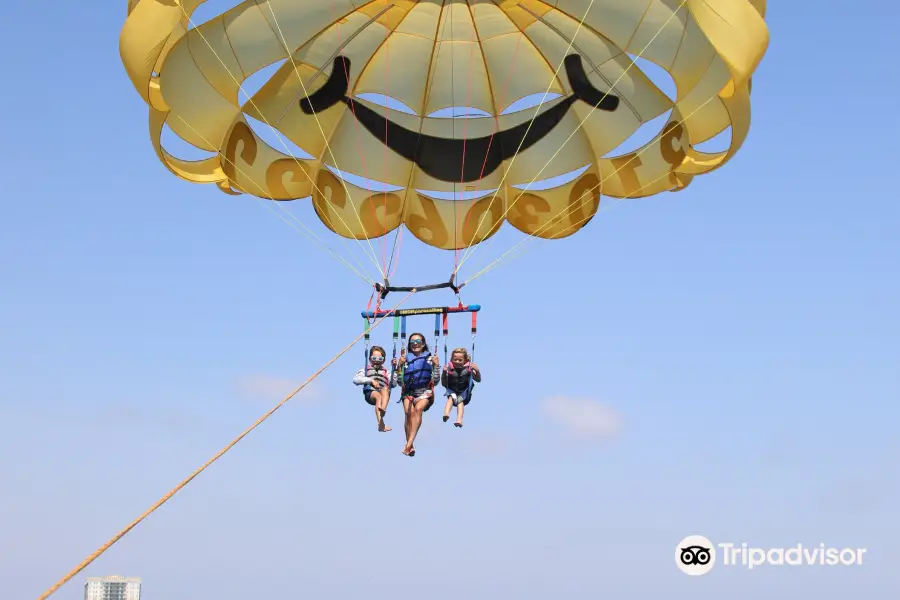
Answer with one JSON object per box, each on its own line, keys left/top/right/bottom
{"left": 120, "top": 0, "right": 768, "bottom": 251}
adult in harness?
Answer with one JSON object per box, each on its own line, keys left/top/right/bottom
{"left": 392, "top": 332, "right": 440, "bottom": 457}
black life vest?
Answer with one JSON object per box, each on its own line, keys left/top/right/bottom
{"left": 444, "top": 363, "right": 473, "bottom": 394}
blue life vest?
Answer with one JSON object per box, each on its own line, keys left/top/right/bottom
{"left": 403, "top": 351, "right": 433, "bottom": 391}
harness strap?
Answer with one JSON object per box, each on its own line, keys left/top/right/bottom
{"left": 433, "top": 313, "right": 440, "bottom": 364}
{"left": 469, "top": 311, "right": 477, "bottom": 392}
{"left": 389, "top": 315, "right": 399, "bottom": 383}
{"left": 442, "top": 309, "right": 449, "bottom": 366}
{"left": 363, "top": 290, "right": 375, "bottom": 368}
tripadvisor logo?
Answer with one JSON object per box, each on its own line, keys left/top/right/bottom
{"left": 675, "top": 535, "right": 867, "bottom": 575}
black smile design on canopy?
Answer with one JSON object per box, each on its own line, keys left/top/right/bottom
{"left": 300, "top": 54, "right": 620, "bottom": 183}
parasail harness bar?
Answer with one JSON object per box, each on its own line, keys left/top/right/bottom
{"left": 374, "top": 274, "right": 465, "bottom": 300}
{"left": 362, "top": 303, "right": 480, "bottom": 319}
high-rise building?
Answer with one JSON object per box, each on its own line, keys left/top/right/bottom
{"left": 84, "top": 576, "right": 141, "bottom": 600}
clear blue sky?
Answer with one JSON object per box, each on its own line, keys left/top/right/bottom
{"left": 2, "top": 2, "right": 898, "bottom": 599}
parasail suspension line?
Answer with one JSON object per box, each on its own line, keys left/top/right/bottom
{"left": 176, "top": 4, "right": 387, "bottom": 281}
{"left": 456, "top": 0, "right": 690, "bottom": 275}
{"left": 173, "top": 114, "right": 374, "bottom": 285}
{"left": 515, "top": 3, "right": 641, "bottom": 121}
{"left": 276, "top": 4, "right": 397, "bottom": 126}
{"left": 465, "top": 88, "right": 722, "bottom": 284}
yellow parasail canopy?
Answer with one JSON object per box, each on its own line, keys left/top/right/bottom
{"left": 120, "top": 0, "right": 768, "bottom": 251}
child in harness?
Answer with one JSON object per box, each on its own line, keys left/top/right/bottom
{"left": 441, "top": 348, "right": 481, "bottom": 427}
{"left": 352, "top": 345, "right": 395, "bottom": 432}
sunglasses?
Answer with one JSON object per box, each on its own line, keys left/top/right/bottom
{"left": 370, "top": 355, "right": 385, "bottom": 363}
{"left": 409, "top": 339, "right": 424, "bottom": 346}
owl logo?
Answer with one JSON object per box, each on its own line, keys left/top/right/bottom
{"left": 680, "top": 545, "right": 712, "bottom": 566}
{"left": 675, "top": 535, "right": 716, "bottom": 575}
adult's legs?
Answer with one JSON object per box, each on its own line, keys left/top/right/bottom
{"left": 406, "top": 395, "right": 433, "bottom": 453}
{"left": 402, "top": 396, "right": 413, "bottom": 455}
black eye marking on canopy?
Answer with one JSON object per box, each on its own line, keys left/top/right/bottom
{"left": 300, "top": 54, "right": 620, "bottom": 183}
